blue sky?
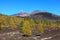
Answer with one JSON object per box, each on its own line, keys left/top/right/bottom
{"left": 0, "top": 0, "right": 60, "bottom": 15}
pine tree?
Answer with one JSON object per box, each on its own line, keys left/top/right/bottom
{"left": 21, "top": 19, "right": 32, "bottom": 35}
{"left": 37, "top": 22, "right": 43, "bottom": 34}
{"left": 0, "top": 24, "right": 1, "bottom": 30}
{"left": 9, "top": 17, "right": 16, "bottom": 29}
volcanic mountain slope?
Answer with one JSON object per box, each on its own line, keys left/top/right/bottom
{"left": 30, "top": 12, "right": 60, "bottom": 20}
{"left": 12, "top": 11, "right": 29, "bottom": 17}
{"left": 13, "top": 10, "right": 60, "bottom": 20}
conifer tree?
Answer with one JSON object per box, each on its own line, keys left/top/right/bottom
{"left": 21, "top": 19, "right": 32, "bottom": 35}
{"left": 9, "top": 17, "right": 16, "bottom": 29}
{"left": 37, "top": 22, "right": 43, "bottom": 34}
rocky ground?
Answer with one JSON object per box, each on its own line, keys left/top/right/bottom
{"left": 0, "top": 28, "right": 60, "bottom": 40}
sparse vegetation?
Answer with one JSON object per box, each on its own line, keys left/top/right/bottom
{"left": 0, "top": 14, "right": 60, "bottom": 36}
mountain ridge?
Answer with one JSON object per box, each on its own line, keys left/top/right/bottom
{"left": 0, "top": 10, "right": 60, "bottom": 20}
{"left": 12, "top": 10, "right": 60, "bottom": 20}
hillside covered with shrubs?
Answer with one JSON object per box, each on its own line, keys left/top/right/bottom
{"left": 0, "top": 13, "right": 60, "bottom": 36}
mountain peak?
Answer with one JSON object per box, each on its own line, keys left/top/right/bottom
{"left": 13, "top": 11, "right": 28, "bottom": 17}
{"left": 33, "top": 10, "right": 44, "bottom": 12}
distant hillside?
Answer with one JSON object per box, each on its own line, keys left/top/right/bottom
{"left": 12, "top": 11, "right": 29, "bottom": 17}
{"left": 12, "top": 10, "right": 60, "bottom": 20}
{"left": 30, "top": 12, "right": 60, "bottom": 20}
